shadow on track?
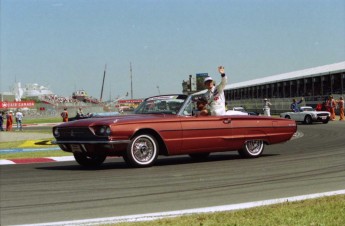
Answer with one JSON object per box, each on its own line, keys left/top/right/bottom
{"left": 35, "top": 153, "right": 279, "bottom": 171}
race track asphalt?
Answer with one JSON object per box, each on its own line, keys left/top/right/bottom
{"left": 0, "top": 120, "right": 345, "bottom": 225}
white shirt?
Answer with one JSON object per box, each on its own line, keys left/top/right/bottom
{"left": 204, "top": 75, "right": 227, "bottom": 116}
{"left": 263, "top": 101, "right": 272, "bottom": 109}
{"left": 16, "top": 112, "right": 23, "bottom": 121}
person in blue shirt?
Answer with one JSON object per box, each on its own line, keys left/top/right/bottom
{"left": 0, "top": 111, "right": 4, "bottom": 131}
{"left": 291, "top": 98, "right": 304, "bottom": 112}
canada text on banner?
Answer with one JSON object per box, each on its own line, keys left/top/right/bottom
{"left": 118, "top": 99, "right": 143, "bottom": 104}
{"left": 0, "top": 101, "right": 35, "bottom": 109}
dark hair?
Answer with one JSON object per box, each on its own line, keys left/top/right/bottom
{"left": 196, "top": 97, "right": 207, "bottom": 104}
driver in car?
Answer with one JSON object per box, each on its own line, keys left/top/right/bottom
{"left": 196, "top": 97, "right": 209, "bottom": 116}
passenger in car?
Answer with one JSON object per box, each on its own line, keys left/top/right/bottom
{"left": 204, "top": 66, "right": 227, "bottom": 116}
{"left": 291, "top": 98, "right": 304, "bottom": 112}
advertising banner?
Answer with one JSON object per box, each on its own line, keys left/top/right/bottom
{"left": 117, "top": 99, "right": 143, "bottom": 111}
{"left": 0, "top": 101, "right": 35, "bottom": 109}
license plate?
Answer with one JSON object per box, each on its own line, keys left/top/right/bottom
{"left": 321, "top": 116, "right": 327, "bottom": 120}
{"left": 70, "top": 144, "right": 82, "bottom": 152}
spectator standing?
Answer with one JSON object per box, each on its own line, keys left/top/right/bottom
{"left": 337, "top": 96, "right": 344, "bottom": 121}
{"left": 263, "top": 98, "right": 272, "bottom": 116}
{"left": 15, "top": 109, "right": 24, "bottom": 131}
{"left": 6, "top": 111, "right": 13, "bottom": 131}
{"left": 61, "top": 108, "right": 69, "bottom": 122}
{"left": 291, "top": 98, "right": 304, "bottom": 112}
{"left": 326, "top": 95, "right": 337, "bottom": 121}
{"left": 76, "top": 107, "right": 84, "bottom": 119}
{"left": 0, "top": 112, "right": 4, "bottom": 131}
{"left": 204, "top": 66, "right": 227, "bottom": 116}
{"left": 315, "top": 103, "right": 323, "bottom": 111}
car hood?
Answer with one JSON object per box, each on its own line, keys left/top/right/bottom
{"left": 56, "top": 114, "right": 177, "bottom": 127}
{"left": 314, "top": 111, "right": 330, "bottom": 114}
{"left": 301, "top": 111, "right": 330, "bottom": 114}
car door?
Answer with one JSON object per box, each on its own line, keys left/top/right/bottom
{"left": 288, "top": 112, "right": 300, "bottom": 121}
{"left": 291, "top": 112, "right": 305, "bottom": 121}
{"left": 179, "top": 115, "right": 241, "bottom": 154}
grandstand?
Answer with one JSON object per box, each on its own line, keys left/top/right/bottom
{"left": 196, "top": 61, "right": 345, "bottom": 114}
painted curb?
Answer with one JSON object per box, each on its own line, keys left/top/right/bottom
{"left": 0, "top": 156, "right": 75, "bottom": 165}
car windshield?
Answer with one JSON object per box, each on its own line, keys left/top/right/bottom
{"left": 91, "top": 112, "right": 120, "bottom": 117}
{"left": 234, "top": 107, "right": 245, "bottom": 112}
{"left": 134, "top": 94, "right": 188, "bottom": 115}
{"left": 301, "top": 107, "right": 314, "bottom": 112}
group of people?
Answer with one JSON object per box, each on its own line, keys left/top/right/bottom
{"left": 260, "top": 95, "right": 344, "bottom": 121}
{"left": 261, "top": 98, "right": 304, "bottom": 117}
{"left": 3, "top": 66, "right": 344, "bottom": 128}
{"left": 0, "top": 110, "right": 24, "bottom": 132}
{"left": 324, "top": 95, "right": 344, "bottom": 121}
{"left": 60, "top": 107, "right": 85, "bottom": 122}
{"left": 195, "top": 66, "right": 301, "bottom": 118}
{"left": 195, "top": 66, "right": 344, "bottom": 122}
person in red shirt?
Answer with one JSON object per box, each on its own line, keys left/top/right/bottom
{"left": 6, "top": 111, "right": 13, "bottom": 131}
{"left": 61, "top": 108, "right": 69, "bottom": 122}
{"left": 315, "top": 103, "right": 322, "bottom": 111}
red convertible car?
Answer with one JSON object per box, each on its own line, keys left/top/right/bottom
{"left": 53, "top": 94, "right": 297, "bottom": 168}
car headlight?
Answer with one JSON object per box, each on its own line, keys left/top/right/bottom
{"left": 53, "top": 128, "right": 60, "bottom": 137}
{"left": 106, "top": 127, "right": 111, "bottom": 136}
{"left": 95, "top": 126, "right": 111, "bottom": 136}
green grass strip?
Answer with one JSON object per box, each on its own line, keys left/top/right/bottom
{"left": 114, "top": 195, "right": 345, "bottom": 226}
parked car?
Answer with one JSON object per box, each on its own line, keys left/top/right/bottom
{"left": 233, "top": 106, "right": 260, "bottom": 115}
{"left": 280, "top": 106, "right": 330, "bottom": 124}
{"left": 53, "top": 94, "right": 297, "bottom": 168}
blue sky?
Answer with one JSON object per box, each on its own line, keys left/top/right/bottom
{"left": 1, "top": 0, "right": 344, "bottom": 99}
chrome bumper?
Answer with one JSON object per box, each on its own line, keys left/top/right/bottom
{"left": 52, "top": 140, "right": 130, "bottom": 144}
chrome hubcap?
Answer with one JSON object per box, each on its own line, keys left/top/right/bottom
{"left": 246, "top": 140, "right": 263, "bottom": 155}
{"left": 133, "top": 138, "right": 154, "bottom": 163}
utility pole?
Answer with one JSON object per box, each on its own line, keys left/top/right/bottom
{"left": 100, "top": 64, "right": 107, "bottom": 102}
{"left": 130, "top": 62, "right": 133, "bottom": 99}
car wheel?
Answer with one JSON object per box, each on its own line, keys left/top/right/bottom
{"left": 238, "top": 140, "right": 264, "bottom": 158}
{"left": 73, "top": 152, "right": 106, "bottom": 167}
{"left": 189, "top": 152, "right": 210, "bottom": 161}
{"left": 126, "top": 134, "right": 159, "bottom": 167}
{"left": 285, "top": 115, "right": 291, "bottom": 119}
{"left": 304, "top": 115, "right": 312, "bottom": 124}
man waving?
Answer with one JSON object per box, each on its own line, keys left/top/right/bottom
{"left": 204, "top": 66, "right": 227, "bottom": 116}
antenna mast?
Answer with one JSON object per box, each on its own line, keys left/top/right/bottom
{"left": 100, "top": 64, "right": 107, "bottom": 102}
{"left": 99, "top": 64, "right": 107, "bottom": 102}
{"left": 130, "top": 62, "right": 133, "bottom": 99}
